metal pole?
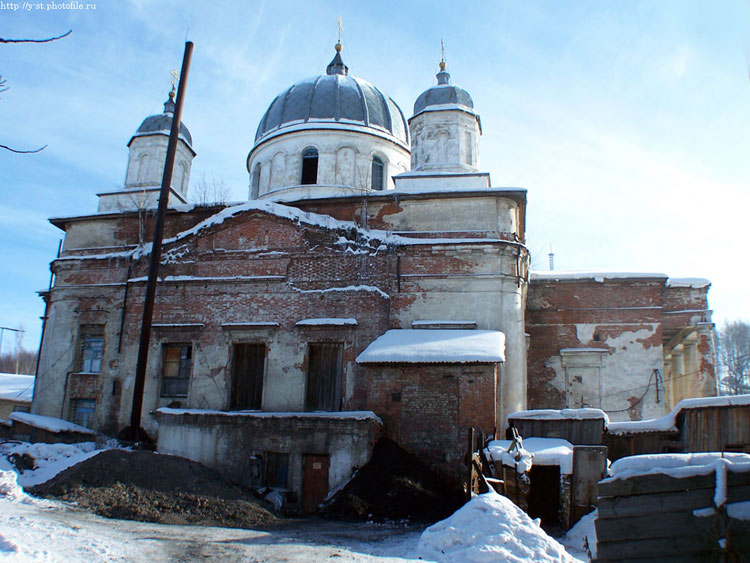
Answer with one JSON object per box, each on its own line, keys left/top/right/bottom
{"left": 125, "top": 41, "right": 193, "bottom": 442}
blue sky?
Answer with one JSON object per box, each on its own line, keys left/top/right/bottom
{"left": 1, "top": 0, "right": 749, "bottom": 354}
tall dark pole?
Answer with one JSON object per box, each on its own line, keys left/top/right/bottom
{"left": 125, "top": 41, "right": 194, "bottom": 442}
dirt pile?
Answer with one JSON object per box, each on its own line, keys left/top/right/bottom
{"left": 321, "top": 439, "right": 464, "bottom": 522}
{"left": 30, "top": 449, "right": 277, "bottom": 528}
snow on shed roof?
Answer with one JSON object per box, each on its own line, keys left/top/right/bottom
{"left": 507, "top": 408, "right": 609, "bottom": 425}
{"left": 605, "top": 452, "right": 750, "bottom": 483}
{"left": 0, "top": 373, "right": 34, "bottom": 403}
{"left": 487, "top": 437, "right": 575, "bottom": 475}
{"left": 607, "top": 394, "right": 750, "bottom": 435}
{"left": 9, "top": 412, "right": 95, "bottom": 435}
{"left": 356, "top": 329, "right": 505, "bottom": 364}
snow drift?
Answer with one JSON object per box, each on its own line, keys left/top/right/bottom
{"left": 417, "top": 491, "right": 574, "bottom": 562}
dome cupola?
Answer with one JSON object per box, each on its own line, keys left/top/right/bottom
{"left": 97, "top": 89, "right": 196, "bottom": 214}
{"left": 247, "top": 42, "right": 412, "bottom": 201}
{"left": 407, "top": 59, "right": 482, "bottom": 174}
{"left": 253, "top": 43, "right": 409, "bottom": 148}
{"left": 413, "top": 61, "right": 475, "bottom": 117}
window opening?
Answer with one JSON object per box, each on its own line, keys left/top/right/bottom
{"left": 71, "top": 398, "right": 96, "bottom": 428}
{"left": 371, "top": 157, "right": 384, "bottom": 190}
{"left": 301, "top": 148, "right": 318, "bottom": 185}
{"left": 161, "top": 344, "right": 192, "bottom": 397}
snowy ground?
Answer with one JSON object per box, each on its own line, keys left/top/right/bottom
{"left": 0, "top": 440, "right": 591, "bottom": 562}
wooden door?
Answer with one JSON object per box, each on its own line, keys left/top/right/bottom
{"left": 230, "top": 344, "right": 266, "bottom": 410}
{"left": 305, "top": 343, "right": 343, "bottom": 411}
{"left": 302, "top": 454, "right": 329, "bottom": 513}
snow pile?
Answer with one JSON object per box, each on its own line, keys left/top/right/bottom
{"left": 0, "top": 373, "right": 35, "bottom": 403}
{"left": 560, "top": 510, "right": 598, "bottom": 560}
{"left": 0, "top": 467, "right": 28, "bottom": 502}
{"left": 356, "top": 329, "right": 505, "bottom": 364}
{"left": 0, "top": 441, "right": 105, "bottom": 488}
{"left": 9, "top": 412, "right": 95, "bottom": 435}
{"left": 487, "top": 437, "right": 575, "bottom": 475}
{"left": 417, "top": 491, "right": 574, "bottom": 562}
{"left": 607, "top": 394, "right": 750, "bottom": 435}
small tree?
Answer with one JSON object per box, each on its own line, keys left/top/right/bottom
{"left": 718, "top": 321, "right": 750, "bottom": 395}
{"left": 190, "top": 174, "right": 231, "bottom": 205}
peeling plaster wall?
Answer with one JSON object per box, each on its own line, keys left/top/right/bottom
{"left": 527, "top": 277, "right": 714, "bottom": 422}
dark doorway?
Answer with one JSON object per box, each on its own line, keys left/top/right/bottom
{"left": 528, "top": 465, "right": 561, "bottom": 528}
{"left": 302, "top": 454, "right": 330, "bottom": 513}
{"left": 230, "top": 343, "right": 266, "bottom": 410}
{"left": 305, "top": 343, "right": 343, "bottom": 411}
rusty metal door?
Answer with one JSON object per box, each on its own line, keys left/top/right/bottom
{"left": 305, "top": 343, "right": 343, "bottom": 411}
{"left": 230, "top": 344, "right": 265, "bottom": 410}
{"left": 302, "top": 454, "right": 330, "bottom": 513}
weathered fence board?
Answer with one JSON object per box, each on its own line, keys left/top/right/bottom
{"left": 597, "top": 487, "right": 714, "bottom": 518}
{"left": 599, "top": 472, "right": 714, "bottom": 498}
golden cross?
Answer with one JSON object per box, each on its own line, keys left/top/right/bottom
{"left": 441, "top": 38, "right": 445, "bottom": 63}
{"left": 170, "top": 69, "right": 179, "bottom": 89}
{"left": 337, "top": 16, "right": 343, "bottom": 42}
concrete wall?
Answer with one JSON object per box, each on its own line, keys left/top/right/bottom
{"left": 155, "top": 410, "right": 382, "bottom": 504}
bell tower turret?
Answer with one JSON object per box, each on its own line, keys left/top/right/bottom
{"left": 97, "top": 88, "right": 196, "bottom": 213}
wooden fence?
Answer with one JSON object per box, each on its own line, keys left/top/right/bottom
{"left": 595, "top": 463, "right": 750, "bottom": 562}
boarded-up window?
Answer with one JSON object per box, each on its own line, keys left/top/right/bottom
{"left": 78, "top": 325, "right": 104, "bottom": 374}
{"left": 230, "top": 343, "right": 266, "bottom": 410}
{"left": 161, "top": 344, "right": 192, "bottom": 397}
{"left": 265, "top": 452, "right": 289, "bottom": 488}
{"left": 305, "top": 343, "right": 343, "bottom": 411}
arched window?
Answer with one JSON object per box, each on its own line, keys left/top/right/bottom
{"left": 371, "top": 156, "right": 384, "bottom": 191}
{"left": 301, "top": 148, "right": 318, "bottom": 185}
{"left": 251, "top": 163, "right": 261, "bottom": 199}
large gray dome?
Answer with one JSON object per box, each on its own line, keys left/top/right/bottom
{"left": 413, "top": 65, "right": 474, "bottom": 116}
{"left": 254, "top": 45, "right": 409, "bottom": 147}
{"left": 133, "top": 97, "right": 193, "bottom": 146}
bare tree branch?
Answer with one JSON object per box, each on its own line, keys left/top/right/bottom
{"left": 0, "top": 30, "right": 72, "bottom": 44}
{"left": 0, "top": 143, "right": 47, "bottom": 154}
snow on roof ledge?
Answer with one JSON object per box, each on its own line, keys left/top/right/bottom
{"left": 295, "top": 317, "right": 358, "bottom": 327}
{"left": 155, "top": 408, "right": 382, "bottom": 424}
{"left": 666, "top": 277, "right": 711, "bottom": 289}
{"left": 531, "top": 270, "right": 668, "bottom": 283}
{"left": 356, "top": 329, "right": 505, "bottom": 364}
{"left": 507, "top": 408, "right": 609, "bottom": 427}
{"left": 607, "top": 394, "right": 750, "bottom": 435}
{"left": 9, "top": 412, "right": 95, "bottom": 435}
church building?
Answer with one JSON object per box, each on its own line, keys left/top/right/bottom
{"left": 31, "top": 42, "right": 715, "bottom": 510}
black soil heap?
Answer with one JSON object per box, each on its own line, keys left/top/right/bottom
{"left": 30, "top": 449, "right": 276, "bottom": 528}
{"left": 321, "top": 439, "right": 464, "bottom": 522}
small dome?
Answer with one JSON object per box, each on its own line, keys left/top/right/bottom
{"left": 134, "top": 97, "right": 193, "bottom": 146}
{"left": 413, "top": 65, "right": 474, "bottom": 116}
{"left": 254, "top": 45, "right": 409, "bottom": 147}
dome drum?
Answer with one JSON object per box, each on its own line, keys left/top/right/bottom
{"left": 248, "top": 128, "right": 410, "bottom": 200}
